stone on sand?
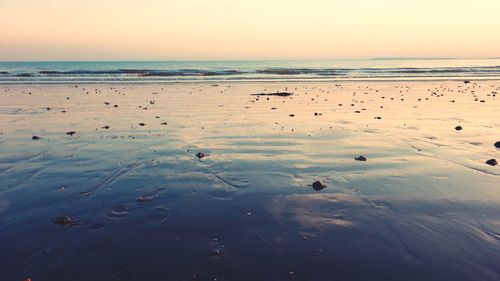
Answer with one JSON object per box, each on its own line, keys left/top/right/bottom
{"left": 486, "top": 159, "right": 497, "bottom": 166}
{"left": 355, "top": 155, "right": 367, "bottom": 161}
{"left": 54, "top": 216, "right": 74, "bottom": 226}
{"left": 252, "top": 92, "right": 293, "bottom": 97}
{"left": 312, "top": 181, "right": 327, "bottom": 191}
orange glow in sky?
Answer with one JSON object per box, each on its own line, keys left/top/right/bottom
{"left": 1, "top": 0, "right": 499, "bottom": 60}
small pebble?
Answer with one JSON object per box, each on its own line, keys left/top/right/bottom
{"left": 312, "top": 181, "right": 326, "bottom": 191}
{"left": 355, "top": 155, "right": 367, "bottom": 161}
{"left": 54, "top": 216, "right": 73, "bottom": 226}
{"left": 486, "top": 159, "right": 497, "bottom": 166}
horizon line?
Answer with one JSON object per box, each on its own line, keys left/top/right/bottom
{"left": 1, "top": 57, "right": 500, "bottom": 63}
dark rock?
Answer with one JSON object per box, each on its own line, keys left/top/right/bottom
{"left": 486, "top": 159, "right": 497, "bottom": 166}
{"left": 312, "top": 181, "right": 327, "bottom": 191}
{"left": 455, "top": 126, "right": 463, "bottom": 131}
{"left": 196, "top": 152, "right": 205, "bottom": 159}
{"left": 252, "top": 92, "right": 293, "bottom": 97}
{"left": 54, "top": 216, "right": 73, "bottom": 226}
{"left": 66, "top": 131, "right": 76, "bottom": 136}
{"left": 138, "top": 123, "right": 146, "bottom": 127}
{"left": 32, "top": 136, "right": 40, "bottom": 140}
{"left": 289, "top": 114, "right": 295, "bottom": 117}
{"left": 494, "top": 141, "right": 500, "bottom": 149}
{"left": 355, "top": 155, "right": 367, "bottom": 161}
{"left": 102, "top": 125, "right": 110, "bottom": 129}
{"left": 464, "top": 80, "right": 471, "bottom": 84}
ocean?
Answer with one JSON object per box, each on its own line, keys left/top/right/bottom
{"left": 1, "top": 58, "right": 500, "bottom": 83}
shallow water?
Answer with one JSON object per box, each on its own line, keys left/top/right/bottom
{"left": 0, "top": 81, "right": 499, "bottom": 281}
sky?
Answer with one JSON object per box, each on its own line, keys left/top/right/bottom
{"left": 0, "top": 0, "right": 499, "bottom": 61}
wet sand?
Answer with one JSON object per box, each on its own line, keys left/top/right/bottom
{"left": 0, "top": 81, "right": 499, "bottom": 281}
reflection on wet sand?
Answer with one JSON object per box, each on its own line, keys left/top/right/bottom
{"left": 0, "top": 81, "right": 499, "bottom": 280}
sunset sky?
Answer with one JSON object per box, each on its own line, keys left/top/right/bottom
{"left": 1, "top": 0, "right": 499, "bottom": 61}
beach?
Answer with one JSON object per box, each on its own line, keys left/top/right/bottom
{"left": 0, "top": 80, "right": 499, "bottom": 280}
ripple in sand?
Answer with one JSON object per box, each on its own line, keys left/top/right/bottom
{"left": 106, "top": 205, "right": 129, "bottom": 218}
